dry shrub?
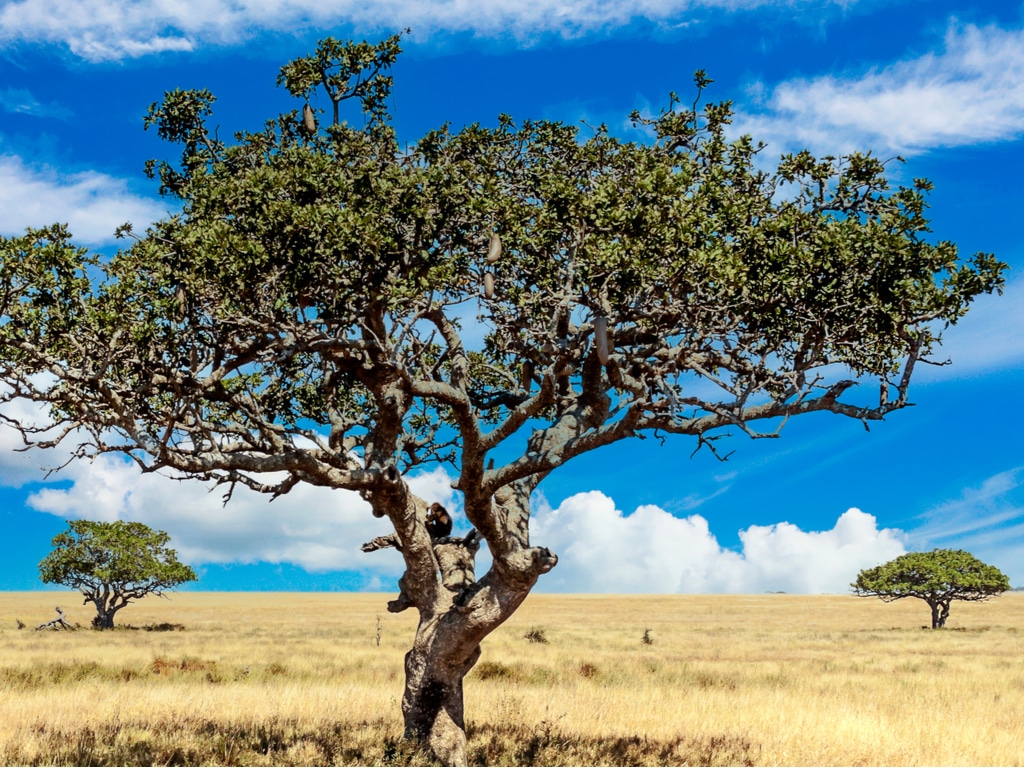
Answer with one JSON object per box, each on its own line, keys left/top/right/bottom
{"left": 143, "top": 622, "right": 185, "bottom": 632}
{"left": 473, "top": 661, "right": 517, "bottom": 682}
{"left": 523, "top": 628, "right": 548, "bottom": 644}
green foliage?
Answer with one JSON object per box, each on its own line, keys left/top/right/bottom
{"left": 852, "top": 549, "right": 1009, "bottom": 628}
{"left": 276, "top": 33, "right": 405, "bottom": 127}
{"left": 0, "top": 34, "right": 1008, "bottom": 503}
{"left": 39, "top": 520, "right": 197, "bottom": 628}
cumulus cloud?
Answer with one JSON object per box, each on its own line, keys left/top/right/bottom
{"left": 0, "top": 0, "right": 857, "bottom": 61}
{"left": 737, "top": 23, "right": 1024, "bottom": 156}
{"left": 531, "top": 491, "right": 906, "bottom": 593}
{"left": 0, "top": 154, "right": 165, "bottom": 246}
{"left": 14, "top": 435, "right": 907, "bottom": 593}
{"left": 25, "top": 454, "right": 461, "bottom": 575}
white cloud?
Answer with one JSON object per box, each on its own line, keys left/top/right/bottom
{"left": 0, "top": 154, "right": 165, "bottom": 246}
{"left": 0, "top": 0, "right": 858, "bottom": 61}
{"left": 531, "top": 490, "right": 906, "bottom": 593}
{"left": 14, "top": 436, "right": 908, "bottom": 593}
{"left": 737, "top": 23, "right": 1024, "bottom": 156}
{"left": 25, "top": 453, "right": 462, "bottom": 575}
{"left": 0, "top": 397, "right": 62, "bottom": 488}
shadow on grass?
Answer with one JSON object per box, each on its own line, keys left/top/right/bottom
{"left": 1, "top": 716, "right": 760, "bottom": 766}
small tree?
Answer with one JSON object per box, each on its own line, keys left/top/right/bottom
{"left": 38, "top": 520, "right": 197, "bottom": 629}
{"left": 852, "top": 549, "right": 1010, "bottom": 629}
{"left": 0, "top": 34, "right": 1006, "bottom": 764}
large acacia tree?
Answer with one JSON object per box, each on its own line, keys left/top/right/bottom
{"left": 39, "top": 519, "right": 197, "bottom": 629}
{"left": 853, "top": 549, "right": 1010, "bottom": 629}
{"left": 0, "top": 35, "right": 1005, "bottom": 764}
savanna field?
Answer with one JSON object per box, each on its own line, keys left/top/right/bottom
{"left": 0, "top": 592, "right": 1021, "bottom": 766}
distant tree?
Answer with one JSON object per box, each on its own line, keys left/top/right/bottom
{"left": 0, "top": 33, "right": 1006, "bottom": 764}
{"left": 38, "top": 520, "right": 197, "bottom": 629}
{"left": 853, "top": 549, "right": 1010, "bottom": 628}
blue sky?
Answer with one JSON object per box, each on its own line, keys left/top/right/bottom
{"left": 1, "top": 0, "right": 1022, "bottom": 593}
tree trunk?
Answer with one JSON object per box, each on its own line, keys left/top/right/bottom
{"left": 929, "top": 601, "right": 951, "bottom": 629}
{"left": 88, "top": 596, "right": 120, "bottom": 629}
{"left": 398, "top": 577, "right": 536, "bottom": 765}
{"left": 402, "top": 623, "right": 481, "bottom": 765}
{"left": 365, "top": 473, "right": 556, "bottom": 766}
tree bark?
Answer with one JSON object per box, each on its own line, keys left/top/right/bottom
{"left": 402, "top": 622, "right": 482, "bottom": 765}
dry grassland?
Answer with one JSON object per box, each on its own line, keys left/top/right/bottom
{"left": 0, "top": 591, "right": 1022, "bottom": 766}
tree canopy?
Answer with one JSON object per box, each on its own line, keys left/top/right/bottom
{"left": 38, "top": 520, "right": 197, "bottom": 628}
{"left": 0, "top": 33, "right": 1007, "bottom": 763}
{"left": 852, "top": 549, "right": 1010, "bottom": 628}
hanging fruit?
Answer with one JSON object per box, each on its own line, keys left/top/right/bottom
{"left": 486, "top": 233, "right": 502, "bottom": 264}
{"left": 302, "top": 104, "right": 317, "bottom": 134}
{"left": 483, "top": 272, "right": 495, "bottom": 299}
{"left": 174, "top": 284, "right": 187, "bottom": 322}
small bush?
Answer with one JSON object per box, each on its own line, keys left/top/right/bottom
{"left": 524, "top": 627, "right": 548, "bottom": 644}
{"left": 144, "top": 622, "right": 185, "bottom": 632}
{"left": 641, "top": 628, "right": 653, "bottom": 645}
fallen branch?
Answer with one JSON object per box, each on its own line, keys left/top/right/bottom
{"left": 35, "top": 606, "right": 76, "bottom": 631}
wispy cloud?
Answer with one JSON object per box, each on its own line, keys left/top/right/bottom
{"left": 737, "top": 22, "right": 1024, "bottom": 156}
{"left": 0, "top": 154, "right": 165, "bottom": 246}
{"left": 907, "top": 467, "right": 1024, "bottom": 585}
{"left": 0, "top": 0, "right": 860, "bottom": 62}
{"left": 918, "top": 277, "right": 1024, "bottom": 381}
{"left": 532, "top": 491, "right": 906, "bottom": 593}
{"left": 0, "top": 87, "right": 71, "bottom": 119}
{"left": 912, "top": 467, "right": 1024, "bottom": 543}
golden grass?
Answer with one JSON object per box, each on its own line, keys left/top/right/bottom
{"left": 1, "top": 591, "right": 1022, "bottom": 766}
